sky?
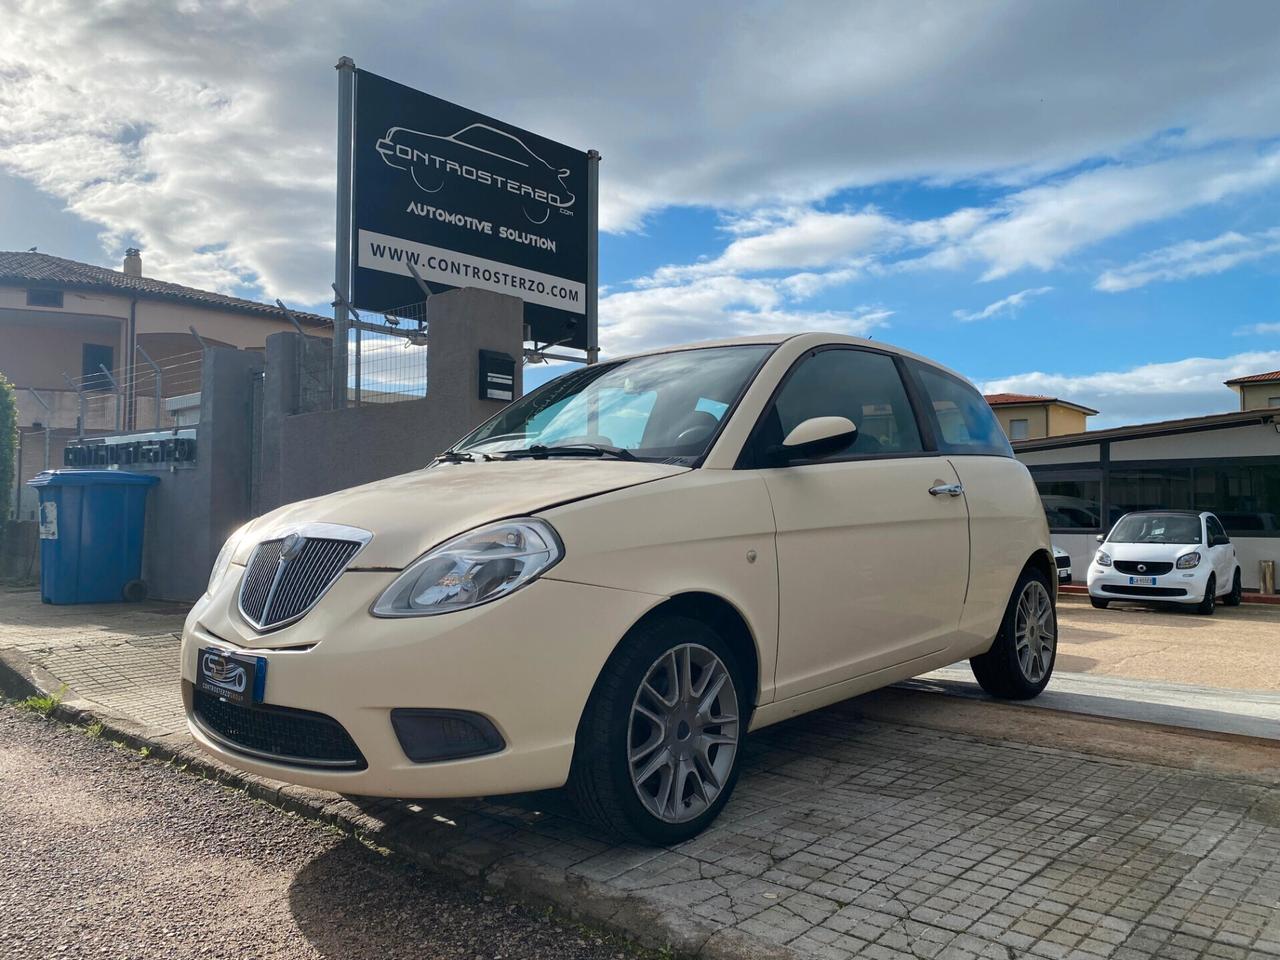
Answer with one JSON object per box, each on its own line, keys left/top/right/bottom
{"left": 2, "top": 1, "right": 1279, "bottom": 428}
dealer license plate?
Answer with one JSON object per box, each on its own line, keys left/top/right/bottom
{"left": 1128, "top": 576, "right": 1157, "bottom": 587}
{"left": 195, "top": 647, "right": 266, "bottom": 706}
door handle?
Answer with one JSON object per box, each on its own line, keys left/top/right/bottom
{"left": 929, "top": 482, "right": 963, "bottom": 497}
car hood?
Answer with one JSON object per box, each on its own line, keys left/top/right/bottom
{"left": 1099, "top": 541, "right": 1202, "bottom": 563}
{"left": 233, "top": 459, "right": 689, "bottom": 568}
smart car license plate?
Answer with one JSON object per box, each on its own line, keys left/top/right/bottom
{"left": 195, "top": 647, "right": 266, "bottom": 706}
{"left": 1128, "top": 576, "right": 1157, "bottom": 587}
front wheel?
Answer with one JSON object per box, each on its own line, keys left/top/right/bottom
{"left": 971, "top": 569, "right": 1057, "bottom": 699}
{"left": 1090, "top": 596, "right": 1109, "bottom": 610}
{"left": 1223, "top": 568, "right": 1242, "bottom": 607}
{"left": 1197, "top": 574, "right": 1217, "bottom": 615}
{"left": 568, "top": 616, "right": 746, "bottom": 845}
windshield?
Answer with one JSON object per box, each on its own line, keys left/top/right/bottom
{"left": 456, "top": 344, "right": 774, "bottom": 462}
{"left": 1107, "top": 514, "right": 1202, "bottom": 545}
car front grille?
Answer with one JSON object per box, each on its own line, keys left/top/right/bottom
{"left": 1055, "top": 554, "right": 1071, "bottom": 569}
{"left": 239, "top": 535, "right": 363, "bottom": 631}
{"left": 1114, "top": 560, "right": 1174, "bottom": 575}
{"left": 1101, "top": 585, "right": 1188, "bottom": 597}
{"left": 192, "top": 688, "right": 366, "bottom": 769}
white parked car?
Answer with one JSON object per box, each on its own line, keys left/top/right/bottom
{"left": 1052, "top": 545, "right": 1072, "bottom": 584}
{"left": 1087, "top": 511, "right": 1242, "bottom": 614}
{"left": 183, "top": 334, "right": 1056, "bottom": 843}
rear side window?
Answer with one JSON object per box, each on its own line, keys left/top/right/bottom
{"left": 911, "top": 362, "right": 1013, "bottom": 457}
{"left": 1207, "top": 515, "right": 1229, "bottom": 546}
{"left": 752, "top": 348, "right": 923, "bottom": 464}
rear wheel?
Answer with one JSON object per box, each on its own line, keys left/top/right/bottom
{"left": 971, "top": 568, "right": 1057, "bottom": 700}
{"left": 568, "top": 615, "right": 746, "bottom": 845}
{"left": 1090, "top": 597, "right": 1109, "bottom": 610}
{"left": 1197, "top": 574, "right": 1217, "bottom": 615}
{"left": 1223, "top": 568, "right": 1242, "bottom": 607}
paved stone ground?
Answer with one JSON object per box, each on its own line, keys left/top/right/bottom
{"left": 3, "top": 585, "right": 1280, "bottom": 959}
{"left": 0, "top": 586, "right": 186, "bottom": 731}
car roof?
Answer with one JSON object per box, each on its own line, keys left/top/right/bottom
{"left": 606, "top": 333, "right": 973, "bottom": 384}
{"left": 1116, "top": 510, "right": 1209, "bottom": 519}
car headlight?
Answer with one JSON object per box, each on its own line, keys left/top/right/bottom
{"left": 1176, "top": 552, "right": 1201, "bottom": 569}
{"left": 1096, "top": 550, "right": 1112, "bottom": 566}
{"left": 207, "top": 523, "right": 251, "bottom": 595}
{"left": 372, "top": 519, "right": 563, "bottom": 617}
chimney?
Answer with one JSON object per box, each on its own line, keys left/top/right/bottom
{"left": 123, "top": 247, "right": 142, "bottom": 277}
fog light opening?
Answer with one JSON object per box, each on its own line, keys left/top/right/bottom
{"left": 390, "top": 709, "right": 506, "bottom": 763}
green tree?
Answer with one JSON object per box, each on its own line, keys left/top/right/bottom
{"left": 0, "top": 372, "right": 16, "bottom": 524}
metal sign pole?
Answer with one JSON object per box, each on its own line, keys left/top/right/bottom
{"left": 332, "top": 56, "right": 357, "bottom": 409}
{"left": 586, "top": 149, "right": 601, "bottom": 364}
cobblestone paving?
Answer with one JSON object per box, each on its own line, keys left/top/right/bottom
{"left": 0, "top": 587, "right": 187, "bottom": 732}
{"left": 4, "top": 586, "right": 1279, "bottom": 958}
{"left": 350, "top": 705, "right": 1280, "bottom": 960}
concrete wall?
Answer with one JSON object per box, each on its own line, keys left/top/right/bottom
{"left": 993, "top": 405, "right": 1049, "bottom": 440}
{"left": 257, "top": 287, "right": 523, "bottom": 513}
{"left": 141, "top": 347, "right": 264, "bottom": 601}
{"left": 1047, "top": 405, "right": 1090, "bottom": 436}
{"left": 1238, "top": 383, "right": 1280, "bottom": 411}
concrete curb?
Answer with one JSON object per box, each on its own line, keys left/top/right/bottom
{"left": 0, "top": 648, "right": 792, "bottom": 960}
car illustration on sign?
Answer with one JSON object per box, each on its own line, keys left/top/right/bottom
{"left": 375, "top": 122, "right": 575, "bottom": 224}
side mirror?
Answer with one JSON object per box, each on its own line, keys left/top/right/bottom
{"left": 1095, "top": 534, "right": 1105, "bottom": 543}
{"left": 768, "top": 416, "right": 857, "bottom": 464}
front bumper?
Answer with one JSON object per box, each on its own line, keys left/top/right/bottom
{"left": 1086, "top": 565, "right": 1207, "bottom": 604}
{"left": 181, "top": 571, "right": 659, "bottom": 797}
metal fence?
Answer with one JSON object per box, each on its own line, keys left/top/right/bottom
{"left": 47, "top": 345, "right": 206, "bottom": 437}
{"left": 349, "top": 300, "right": 429, "bottom": 406}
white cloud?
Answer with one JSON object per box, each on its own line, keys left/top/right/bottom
{"left": 953, "top": 286, "right": 1052, "bottom": 323}
{"left": 981, "top": 350, "right": 1280, "bottom": 427}
{"left": 1097, "top": 228, "right": 1280, "bottom": 292}
{"left": 599, "top": 273, "right": 890, "bottom": 356}
{"left": 1234, "top": 322, "right": 1280, "bottom": 336}
{"left": 4, "top": 1, "right": 1280, "bottom": 304}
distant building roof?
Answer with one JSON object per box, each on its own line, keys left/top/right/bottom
{"left": 0, "top": 251, "right": 330, "bottom": 326}
{"left": 1224, "top": 369, "right": 1280, "bottom": 386}
{"left": 984, "top": 392, "right": 1099, "bottom": 416}
{"left": 1013, "top": 408, "right": 1278, "bottom": 451}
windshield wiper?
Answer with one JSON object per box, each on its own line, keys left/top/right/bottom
{"left": 504, "top": 443, "right": 638, "bottom": 462}
{"left": 432, "top": 449, "right": 497, "bottom": 464}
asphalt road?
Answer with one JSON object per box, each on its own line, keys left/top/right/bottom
{"left": 0, "top": 705, "right": 644, "bottom": 960}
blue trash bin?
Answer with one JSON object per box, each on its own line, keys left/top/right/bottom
{"left": 27, "top": 469, "right": 159, "bottom": 604}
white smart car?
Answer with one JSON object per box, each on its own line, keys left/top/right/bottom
{"left": 1087, "top": 510, "right": 1242, "bottom": 614}
{"left": 183, "top": 334, "right": 1056, "bottom": 843}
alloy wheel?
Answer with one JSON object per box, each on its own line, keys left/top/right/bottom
{"left": 628, "top": 643, "right": 740, "bottom": 824}
{"left": 1014, "top": 580, "right": 1055, "bottom": 684}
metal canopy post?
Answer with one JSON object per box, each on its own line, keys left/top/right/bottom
{"left": 27, "top": 389, "right": 52, "bottom": 470}
{"left": 61, "top": 373, "right": 85, "bottom": 440}
{"left": 97, "top": 364, "right": 123, "bottom": 432}
{"left": 134, "top": 344, "right": 163, "bottom": 430}
{"left": 586, "top": 149, "right": 601, "bottom": 365}
{"left": 332, "top": 56, "right": 357, "bottom": 410}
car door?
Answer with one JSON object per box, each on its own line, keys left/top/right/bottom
{"left": 1205, "top": 515, "right": 1234, "bottom": 589}
{"left": 743, "top": 346, "right": 971, "bottom": 701}
{"left": 904, "top": 361, "right": 1046, "bottom": 645}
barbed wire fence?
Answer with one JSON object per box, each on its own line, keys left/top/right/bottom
{"left": 53, "top": 345, "right": 207, "bottom": 438}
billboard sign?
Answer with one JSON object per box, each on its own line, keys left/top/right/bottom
{"left": 348, "top": 69, "right": 592, "bottom": 350}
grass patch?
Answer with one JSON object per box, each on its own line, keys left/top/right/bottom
{"left": 18, "top": 684, "right": 66, "bottom": 716}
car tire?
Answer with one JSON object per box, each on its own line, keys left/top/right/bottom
{"left": 1196, "top": 574, "right": 1217, "bottom": 615}
{"left": 568, "top": 615, "right": 747, "bottom": 845}
{"left": 1223, "top": 568, "right": 1243, "bottom": 607}
{"left": 1090, "top": 597, "right": 1109, "bottom": 610}
{"left": 970, "top": 568, "right": 1057, "bottom": 700}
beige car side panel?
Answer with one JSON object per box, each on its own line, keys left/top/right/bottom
{"left": 949, "top": 455, "right": 1053, "bottom": 656}
{"left": 540, "top": 469, "right": 781, "bottom": 704}
{"left": 763, "top": 457, "right": 970, "bottom": 700}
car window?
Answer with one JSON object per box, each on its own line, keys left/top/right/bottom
{"left": 911, "top": 362, "right": 1013, "bottom": 457}
{"left": 1108, "top": 514, "right": 1202, "bottom": 544}
{"left": 754, "top": 348, "right": 922, "bottom": 464}
{"left": 1207, "top": 516, "right": 1229, "bottom": 546}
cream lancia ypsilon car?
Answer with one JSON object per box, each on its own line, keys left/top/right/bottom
{"left": 183, "top": 334, "right": 1057, "bottom": 844}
